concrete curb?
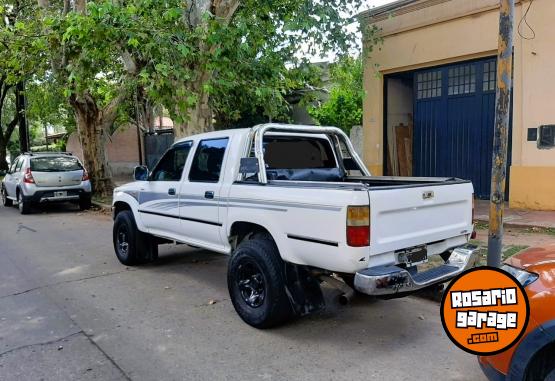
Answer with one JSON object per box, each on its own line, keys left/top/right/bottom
{"left": 92, "top": 201, "right": 112, "bottom": 212}
{"left": 474, "top": 216, "right": 552, "bottom": 230}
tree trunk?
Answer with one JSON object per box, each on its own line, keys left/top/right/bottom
{"left": 70, "top": 93, "right": 117, "bottom": 196}
{"left": 174, "top": 73, "right": 214, "bottom": 139}
{"left": 0, "top": 140, "right": 8, "bottom": 171}
{"left": 135, "top": 86, "right": 155, "bottom": 134}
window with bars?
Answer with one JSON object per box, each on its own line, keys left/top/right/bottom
{"left": 416, "top": 71, "right": 442, "bottom": 99}
{"left": 483, "top": 61, "right": 497, "bottom": 92}
{"left": 448, "top": 65, "right": 476, "bottom": 95}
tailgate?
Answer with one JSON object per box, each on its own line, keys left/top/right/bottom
{"left": 32, "top": 170, "right": 83, "bottom": 187}
{"left": 369, "top": 182, "right": 474, "bottom": 255}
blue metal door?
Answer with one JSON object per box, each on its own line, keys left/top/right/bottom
{"left": 414, "top": 58, "right": 501, "bottom": 199}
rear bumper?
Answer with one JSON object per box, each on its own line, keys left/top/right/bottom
{"left": 353, "top": 244, "right": 478, "bottom": 296}
{"left": 23, "top": 189, "right": 91, "bottom": 203}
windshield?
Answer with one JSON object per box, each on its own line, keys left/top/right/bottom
{"left": 30, "top": 156, "right": 83, "bottom": 172}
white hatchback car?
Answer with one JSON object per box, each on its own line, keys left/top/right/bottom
{"left": 1, "top": 152, "right": 92, "bottom": 214}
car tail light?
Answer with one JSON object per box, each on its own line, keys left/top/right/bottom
{"left": 347, "top": 206, "right": 370, "bottom": 247}
{"left": 23, "top": 168, "right": 35, "bottom": 184}
{"left": 82, "top": 170, "right": 89, "bottom": 181}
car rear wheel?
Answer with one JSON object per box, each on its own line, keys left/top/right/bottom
{"left": 113, "top": 210, "right": 158, "bottom": 266}
{"left": 1, "top": 186, "right": 12, "bottom": 207}
{"left": 227, "top": 235, "right": 293, "bottom": 328}
{"left": 79, "top": 195, "right": 92, "bottom": 210}
{"left": 17, "top": 191, "right": 31, "bottom": 214}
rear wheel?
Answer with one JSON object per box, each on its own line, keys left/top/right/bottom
{"left": 17, "top": 191, "right": 31, "bottom": 214}
{"left": 1, "top": 186, "right": 12, "bottom": 207}
{"left": 228, "top": 236, "right": 293, "bottom": 328}
{"left": 113, "top": 210, "right": 158, "bottom": 266}
{"left": 79, "top": 195, "right": 92, "bottom": 210}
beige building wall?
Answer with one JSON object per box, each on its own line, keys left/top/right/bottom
{"left": 361, "top": 0, "right": 555, "bottom": 210}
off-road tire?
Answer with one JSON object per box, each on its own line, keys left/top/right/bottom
{"left": 17, "top": 191, "right": 31, "bottom": 215}
{"left": 113, "top": 210, "right": 158, "bottom": 266}
{"left": 228, "top": 236, "right": 293, "bottom": 328}
{"left": 79, "top": 195, "right": 92, "bottom": 210}
{"left": 1, "top": 186, "right": 12, "bottom": 207}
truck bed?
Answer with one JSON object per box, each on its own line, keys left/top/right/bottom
{"left": 346, "top": 176, "right": 471, "bottom": 189}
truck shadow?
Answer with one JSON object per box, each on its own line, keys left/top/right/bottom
{"left": 141, "top": 244, "right": 433, "bottom": 348}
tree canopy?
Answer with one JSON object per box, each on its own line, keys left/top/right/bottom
{"left": 308, "top": 56, "right": 364, "bottom": 133}
{"left": 1, "top": 0, "right": 376, "bottom": 191}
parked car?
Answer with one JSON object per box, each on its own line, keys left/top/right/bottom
{"left": 1, "top": 152, "right": 92, "bottom": 214}
{"left": 479, "top": 245, "right": 555, "bottom": 381}
{"left": 111, "top": 123, "right": 477, "bottom": 328}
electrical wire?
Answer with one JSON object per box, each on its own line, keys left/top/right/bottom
{"left": 518, "top": 0, "right": 536, "bottom": 40}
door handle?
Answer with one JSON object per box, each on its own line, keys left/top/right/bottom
{"left": 168, "top": 188, "right": 176, "bottom": 196}
{"left": 204, "top": 191, "right": 214, "bottom": 199}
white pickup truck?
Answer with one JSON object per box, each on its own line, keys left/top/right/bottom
{"left": 112, "top": 124, "right": 478, "bottom": 328}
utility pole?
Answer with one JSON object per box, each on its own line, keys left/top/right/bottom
{"left": 15, "top": 81, "right": 30, "bottom": 153}
{"left": 488, "top": 0, "right": 514, "bottom": 267}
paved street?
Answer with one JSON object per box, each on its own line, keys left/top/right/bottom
{"left": 0, "top": 203, "right": 486, "bottom": 381}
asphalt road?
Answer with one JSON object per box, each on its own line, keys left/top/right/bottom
{"left": 0, "top": 203, "right": 487, "bottom": 381}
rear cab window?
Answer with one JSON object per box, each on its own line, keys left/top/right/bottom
{"left": 30, "top": 156, "right": 83, "bottom": 172}
{"left": 247, "top": 135, "right": 342, "bottom": 182}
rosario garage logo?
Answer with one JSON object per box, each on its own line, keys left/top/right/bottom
{"left": 440, "top": 267, "right": 530, "bottom": 355}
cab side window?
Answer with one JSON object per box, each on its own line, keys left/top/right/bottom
{"left": 189, "top": 138, "right": 229, "bottom": 183}
{"left": 149, "top": 141, "right": 193, "bottom": 181}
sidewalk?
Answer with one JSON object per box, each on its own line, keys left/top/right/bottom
{"left": 474, "top": 200, "right": 555, "bottom": 229}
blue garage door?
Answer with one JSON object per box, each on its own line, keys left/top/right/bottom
{"left": 413, "top": 58, "right": 504, "bottom": 199}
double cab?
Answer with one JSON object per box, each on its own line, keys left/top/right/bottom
{"left": 112, "top": 124, "right": 478, "bottom": 328}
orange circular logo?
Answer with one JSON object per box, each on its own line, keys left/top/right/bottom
{"left": 440, "top": 267, "right": 530, "bottom": 355}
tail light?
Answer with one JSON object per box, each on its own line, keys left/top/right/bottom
{"left": 82, "top": 170, "right": 89, "bottom": 181}
{"left": 347, "top": 206, "right": 370, "bottom": 247}
{"left": 23, "top": 168, "right": 35, "bottom": 184}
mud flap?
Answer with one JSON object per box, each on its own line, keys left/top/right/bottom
{"left": 284, "top": 264, "right": 325, "bottom": 316}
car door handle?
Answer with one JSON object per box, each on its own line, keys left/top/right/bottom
{"left": 204, "top": 191, "right": 214, "bottom": 199}
{"left": 168, "top": 188, "right": 176, "bottom": 196}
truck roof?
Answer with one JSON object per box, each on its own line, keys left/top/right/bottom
{"left": 174, "top": 128, "right": 251, "bottom": 145}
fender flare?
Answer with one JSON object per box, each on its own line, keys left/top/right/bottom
{"left": 112, "top": 191, "right": 147, "bottom": 232}
{"left": 508, "top": 319, "right": 555, "bottom": 381}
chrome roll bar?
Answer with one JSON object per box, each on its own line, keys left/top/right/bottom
{"left": 251, "top": 123, "right": 370, "bottom": 184}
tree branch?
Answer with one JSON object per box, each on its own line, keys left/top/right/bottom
{"left": 4, "top": 117, "right": 18, "bottom": 142}
{"left": 101, "top": 91, "right": 126, "bottom": 128}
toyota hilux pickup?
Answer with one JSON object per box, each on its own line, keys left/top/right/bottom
{"left": 112, "top": 124, "right": 478, "bottom": 328}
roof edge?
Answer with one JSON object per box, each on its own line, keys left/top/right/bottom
{"left": 357, "top": 0, "right": 421, "bottom": 20}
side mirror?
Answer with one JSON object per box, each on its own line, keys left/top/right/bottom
{"left": 239, "top": 158, "right": 259, "bottom": 175}
{"left": 134, "top": 165, "right": 149, "bottom": 181}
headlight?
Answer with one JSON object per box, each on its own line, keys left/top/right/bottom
{"left": 501, "top": 264, "right": 539, "bottom": 287}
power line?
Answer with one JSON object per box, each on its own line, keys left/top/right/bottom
{"left": 518, "top": 0, "right": 535, "bottom": 40}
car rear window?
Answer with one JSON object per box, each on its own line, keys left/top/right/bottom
{"left": 30, "top": 156, "right": 83, "bottom": 172}
{"left": 263, "top": 137, "right": 337, "bottom": 169}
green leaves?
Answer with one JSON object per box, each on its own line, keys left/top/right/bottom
{"left": 308, "top": 56, "right": 364, "bottom": 133}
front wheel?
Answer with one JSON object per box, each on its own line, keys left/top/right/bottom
{"left": 227, "top": 236, "right": 293, "bottom": 328}
{"left": 1, "top": 186, "right": 13, "bottom": 207}
{"left": 113, "top": 210, "right": 158, "bottom": 266}
{"left": 79, "top": 195, "right": 92, "bottom": 210}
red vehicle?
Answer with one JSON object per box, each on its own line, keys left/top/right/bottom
{"left": 479, "top": 244, "right": 555, "bottom": 381}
